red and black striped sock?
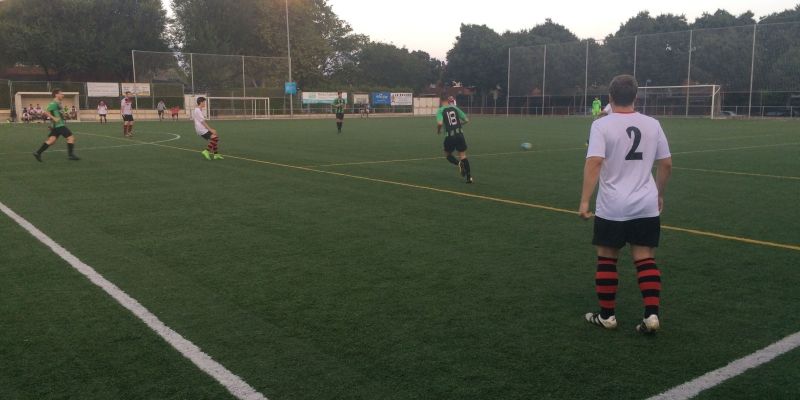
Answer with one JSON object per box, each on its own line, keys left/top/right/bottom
{"left": 209, "top": 136, "right": 219, "bottom": 153}
{"left": 596, "top": 256, "right": 619, "bottom": 318}
{"left": 635, "top": 258, "right": 661, "bottom": 318}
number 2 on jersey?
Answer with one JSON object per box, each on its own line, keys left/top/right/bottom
{"left": 625, "top": 126, "right": 643, "bottom": 160}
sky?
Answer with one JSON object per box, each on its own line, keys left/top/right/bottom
{"left": 162, "top": 0, "right": 797, "bottom": 59}
{"left": 327, "top": 0, "right": 797, "bottom": 59}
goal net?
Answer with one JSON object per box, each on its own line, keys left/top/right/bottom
{"left": 636, "top": 85, "right": 722, "bottom": 118}
{"left": 206, "top": 97, "right": 270, "bottom": 120}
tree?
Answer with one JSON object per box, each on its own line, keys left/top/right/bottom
{"left": 0, "top": 0, "right": 170, "bottom": 80}
{"left": 445, "top": 24, "right": 505, "bottom": 93}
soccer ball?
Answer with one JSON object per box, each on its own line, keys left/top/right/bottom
{"left": 520, "top": 142, "right": 532, "bottom": 150}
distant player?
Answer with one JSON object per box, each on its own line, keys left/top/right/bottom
{"left": 32, "top": 89, "right": 80, "bottom": 161}
{"left": 591, "top": 97, "right": 602, "bottom": 118}
{"left": 157, "top": 99, "right": 166, "bottom": 121}
{"left": 170, "top": 105, "right": 180, "bottom": 120}
{"left": 333, "top": 91, "right": 346, "bottom": 133}
{"left": 579, "top": 75, "right": 672, "bottom": 334}
{"left": 121, "top": 91, "right": 135, "bottom": 137}
{"left": 193, "top": 97, "right": 223, "bottom": 160}
{"left": 436, "top": 95, "right": 473, "bottom": 183}
{"left": 97, "top": 100, "right": 108, "bottom": 123}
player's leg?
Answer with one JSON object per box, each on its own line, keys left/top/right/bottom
{"left": 200, "top": 132, "right": 213, "bottom": 160}
{"left": 443, "top": 137, "right": 460, "bottom": 168}
{"left": 585, "top": 217, "right": 625, "bottom": 329}
{"left": 336, "top": 113, "right": 343, "bottom": 133}
{"left": 455, "top": 137, "right": 472, "bottom": 183}
{"left": 209, "top": 132, "right": 222, "bottom": 159}
{"left": 33, "top": 131, "right": 59, "bottom": 162}
{"left": 129, "top": 118, "right": 135, "bottom": 136}
{"left": 64, "top": 129, "right": 79, "bottom": 160}
{"left": 628, "top": 217, "right": 662, "bottom": 334}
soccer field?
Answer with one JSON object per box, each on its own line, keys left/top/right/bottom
{"left": 1, "top": 116, "right": 799, "bottom": 399}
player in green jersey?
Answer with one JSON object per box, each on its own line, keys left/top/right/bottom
{"left": 436, "top": 95, "right": 473, "bottom": 183}
{"left": 333, "top": 91, "right": 346, "bottom": 133}
{"left": 33, "top": 89, "right": 80, "bottom": 162}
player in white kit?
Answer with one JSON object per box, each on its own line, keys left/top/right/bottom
{"left": 121, "top": 91, "right": 135, "bottom": 137}
{"left": 193, "top": 97, "right": 223, "bottom": 160}
{"left": 579, "top": 75, "right": 673, "bottom": 335}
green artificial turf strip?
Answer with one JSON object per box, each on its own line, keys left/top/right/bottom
{"left": 0, "top": 116, "right": 798, "bottom": 399}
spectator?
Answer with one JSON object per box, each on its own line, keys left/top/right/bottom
{"left": 22, "top": 107, "right": 30, "bottom": 123}
{"left": 35, "top": 104, "right": 43, "bottom": 121}
{"left": 70, "top": 105, "right": 77, "bottom": 120}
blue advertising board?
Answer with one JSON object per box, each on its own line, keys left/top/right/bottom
{"left": 371, "top": 92, "right": 391, "bottom": 105}
{"left": 284, "top": 82, "right": 297, "bottom": 95}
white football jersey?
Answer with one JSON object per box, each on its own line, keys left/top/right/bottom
{"left": 192, "top": 107, "right": 207, "bottom": 135}
{"left": 587, "top": 112, "right": 671, "bottom": 221}
{"left": 121, "top": 98, "right": 133, "bottom": 115}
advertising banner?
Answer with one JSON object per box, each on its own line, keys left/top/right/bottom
{"left": 87, "top": 82, "right": 120, "bottom": 97}
{"left": 353, "top": 93, "right": 370, "bottom": 105}
{"left": 390, "top": 92, "right": 413, "bottom": 106}
{"left": 371, "top": 92, "right": 391, "bottom": 105}
{"left": 302, "top": 92, "right": 347, "bottom": 105}
{"left": 120, "top": 83, "right": 151, "bottom": 97}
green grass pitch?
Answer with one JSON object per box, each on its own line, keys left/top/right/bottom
{"left": 1, "top": 115, "right": 799, "bottom": 399}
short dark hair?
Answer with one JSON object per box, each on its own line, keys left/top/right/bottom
{"left": 196, "top": 96, "right": 206, "bottom": 105}
{"left": 125, "top": 91, "right": 131, "bottom": 95}
{"left": 52, "top": 89, "right": 62, "bottom": 97}
{"left": 609, "top": 75, "right": 638, "bottom": 107}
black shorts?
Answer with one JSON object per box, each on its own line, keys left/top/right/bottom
{"left": 592, "top": 216, "right": 661, "bottom": 249}
{"left": 49, "top": 126, "right": 73, "bottom": 138}
{"left": 158, "top": 110, "right": 164, "bottom": 115}
{"left": 335, "top": 112, "right": 345, "bottom": 120}
{"left": 443, "top": 133, "right": 468, "bottom": 153}
{"left": 200, "top": 132, "right": 212, "bottom": 140}
{"left": 122, "top": 114, "right": 134, "bottom": 122}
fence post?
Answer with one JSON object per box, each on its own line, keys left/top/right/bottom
{"left": 542, "top": 44, "right": 547, "bottom": 116}
{"left": 190, "top": 53, "right": 195, "bottom": 94}
{"left": 506, "top": 47, "right": 511, "bottom": 117}
{"left": 633, "top": 35, "right": 638, "bottom": 79}
{"left": 686, "top": 29, "right": 693, "bottom": 117}
{"left": 584, "top": 40, "right": 589, "bottom": 116}
{"left": 748, "top": 23, "right": 757, "bottom": 118}
{"left": 242, "top": 55, "right": 246, "bottom": 97}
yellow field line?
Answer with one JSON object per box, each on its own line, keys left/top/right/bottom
{"left": 146, "top": 141, "right": 800, "bottom": 252}
{"left": 674, "top": 166, "right": 800, "bottom": 181}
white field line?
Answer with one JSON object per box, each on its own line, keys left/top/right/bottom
{"left": 646, "top": 331, "right": 800, "bottom": 400}
{"left": 0, "top": 202, "right": 267, "bottom": 400}
{"left": 0, "top": 130, "right": 182, "bottom": 155}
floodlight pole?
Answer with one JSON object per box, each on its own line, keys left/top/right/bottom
{"left": 242, "top": 55, "right": 246, "bottom": 97}
{"left": 286, "top": 0, "right": 294, "bottom": 117}
{"left": 748, "top": 23, "right": 757, "bottom": 118}
{"left": 542, "top": 44, "right": 547, "bottom": 116}
{"left": 190, "top": 53, "right": 195, "bottom": 93}
{"left": 633, "top": 35, "right": 638, "bottom": 79}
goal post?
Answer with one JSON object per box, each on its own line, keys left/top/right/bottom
{"left": 636, "top": 85, "right": 722, "bottom": 119}
{"left": 206, "top": 97, "right": 270, "bottom": 120}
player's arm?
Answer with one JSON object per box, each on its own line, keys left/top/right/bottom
{"left": 579, "top": 156, "right": 604, "bottom": 220}
{"left": 655, "top": 157, "right": 672, "bottom": 212}
{"left": 436, "top": 110, "right": 444, "bottom": 134}
{"left": 456, "top": 107, "right": 469, "bottom": 125}
{"left": 42, "top": 106, "right": 58, "bottom": 123}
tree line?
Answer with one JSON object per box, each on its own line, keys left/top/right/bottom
{"left": 1, "top": 0, "right": 798, "bottom": 95}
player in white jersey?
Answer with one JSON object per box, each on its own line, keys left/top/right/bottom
{"left": 97, "top": 101, "right": 108, "bottom": 124}
{"left": 121, "top": 91, "right": 135, "bottom": 137}
{"left": 193, "top": 97, "right": 222, "bottom": 160}
{"left": 579, "top": 75, "right": 672, "bottom": 335}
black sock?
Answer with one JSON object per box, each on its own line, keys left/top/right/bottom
{"left": 461, "top": 158, "right": 471, "bottom": 177}
{"left": 67, "top": 143, "right": 74, "bottom": 155}
{"left": 36, "top": 143, "right": 50, "bottom": 154}
{"left": 446, "top": 154, "right": 459, "bottom": 165}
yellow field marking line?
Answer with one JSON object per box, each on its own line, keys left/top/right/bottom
{"left": 674, "top": 166, "right": 800, "bottom": 181}
{"left": 146, "top": 141, "right": 800, "bottom": 252}
{"left": 307, "top": 147, "right": 586, "bottom": 168}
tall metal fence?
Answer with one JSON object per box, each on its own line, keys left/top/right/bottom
{"left": 132, "top": 50, "right": 293, "bottom": 113}
{"left": 507, "top": 21, "right": 800, "bottom": 117}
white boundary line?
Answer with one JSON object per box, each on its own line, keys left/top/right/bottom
{"left": 647, "top": 331, "right": 800, "bottom": 399}
{"left": 0, "top": 201, "right": 267, "bottom": 400}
